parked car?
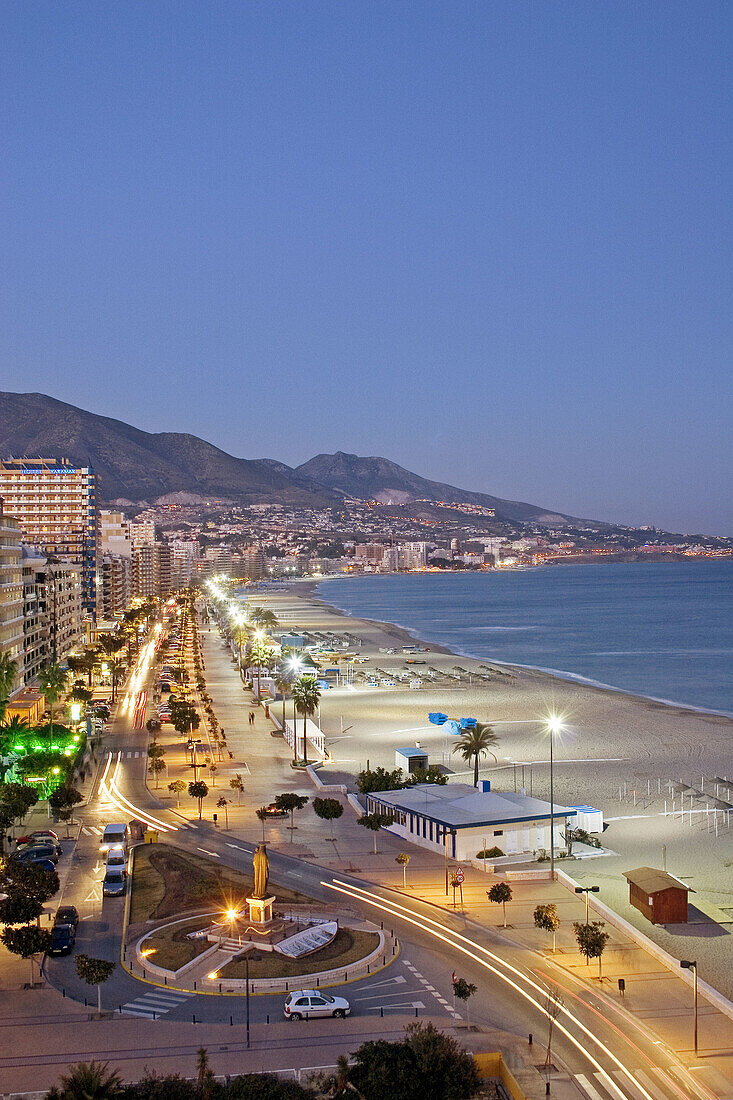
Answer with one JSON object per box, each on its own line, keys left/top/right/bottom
{"left": 103, "top": 868, "right": 127, "bottom": 897}
{"left": 15, "top": 842, "right": 60, "bottom": 863}
{"left": 16, "top": 829, "right": 59, "bottom": 845}
{"left": 54, "top": 905, "right": 79, "bottom": 928}
{"left": 11, "top": 852, "right": 55, "bottom": 872}
{"left": 284, "top": 990, "right": 350, "bottom": 1020}
{"left": 48, "top": 923, "right": 76, "bottom": 956}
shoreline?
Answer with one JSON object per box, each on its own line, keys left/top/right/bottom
{"left": 311, "top": 577, "right": 733, "bottom": 726}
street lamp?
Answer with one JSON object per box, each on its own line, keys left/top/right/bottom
{"left": 545, "top": 715, "right": 564, "bottom": 878}
{"left": 574, "top": 885, "right": 600, "bottom": 925}
{"left": 680, "top": 959, "right": 698, "bottom": 1054}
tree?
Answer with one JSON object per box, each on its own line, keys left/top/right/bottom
{"left": 1, "top": 924, "right": 51, "bottom": 983}
{"left": 452, "top": 723, "right": 499, "bottom": 787}
{"left": 216, "top": 796, "right": 229, "bottom": 828}
{"left": 208, "top": 761, "right": 218, "bottom": 786}
{"left": 230, "top": 774, "right": 244, "bottom": 805}
{"left": 358, "top": 812, "right": 392, "bottom": 855}
{"left": 75, "top": 954, "right": 116, "bottom": 1016}
{"left": 0, "top": 860, "right": 59, "bottom": 906}
{"left": 349, "top": 1021, "right": 479, "bottom": 1100}
{"left": 0, "top": 893, "right": 43, "bottom": 926}
{"left": 274, "top": 792, "right": 309, "bottom": 838}
{"left": 37, "top": 663, "right": 67, "bottom": 728}
{"left": 188, "top": 780, "right": 209, "bottom": 819}
{"left": 356, "top": 766, "right": 406, "bottom": 794}
{"left": 109, "top": 658, "right": 127, "bottom": 704}
{"left": 148, "top": 757, "right": 166, "bottom": 788}
{"left": 1, "top": 780, "right": 39, "bottom": 822}
{"left": 248, "top": 607, "right": 279, "bottom": 631}
{"left": 395, "top": 852, "right": 410, "bottom": 888}
{"left": 407, "top": 765, "right": 447, "bottom": 786}
{"left": 290, "top": 676, "right": 320, "bottom": 766}
{"left": 196, "top": 1047, "right": 215, "bottom": 1100}
{"left": 248, "top": 640, "right": 275, "bottom": 701}
{"left": 452, "top": 976, "right": 478, "bottom": 1024}
{"left": 312, "top": 796, "right": 344, "bottom": 840}
{"left": 49, "top": 785, "right": 83, "bottom": 831}
{"left": 148, "top": 742, "right": 165, "bottom": 761}
{"left": 168, "top": 779, "right": 187, "bottom": 806}
{"left": 0, "top": 651, "right": 17, "bottom": 723}
{"left": 146, "top": 717, "right": 162, "bottom": 737}
{"left": 573, "top": 920, "right": 610, "bottom": 978}
{"left": 487, "top": 882, "right": 512, "bottom": 927}
{"left": 57, "top": 1060, "right": 122, "bottom": 1100}
{"left": 534, "top": 903, "right": 560, "bottom": 953}
{"left": 0, "top": 804, "right": 15, "bottom": 856}
{"left": 255, "top": 805, "right": 268, "bottom": 842}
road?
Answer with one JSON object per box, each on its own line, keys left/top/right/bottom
{"left": 41, "top": 625, "right": 719, "bottom": 1100}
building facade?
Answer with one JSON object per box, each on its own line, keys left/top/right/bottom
{"left": 0, "top": 500, "right": 24, "bottom": 690}
{"left": 0, "top": 459, "right": 98, "bottom": 616}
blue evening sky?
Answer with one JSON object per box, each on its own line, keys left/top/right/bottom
{"left": 2, "top": 3, "right": 731, "bottom": 533}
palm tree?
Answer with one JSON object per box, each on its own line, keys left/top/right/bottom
{"left": 452, "top": 722, "right": 499, "bottom": 787}
{"left": 109, "top": 658, "right": 126, "bottom": 704}
{"left": 0, "top": 652, "right": 17, "bottom": 723}
{"left": 248, "top": 640, "right": 274, "bottom": 700}
{"left": 37, "top": 663, "right": 67, "bottom": 729}
{"left": 249, "top": 606, "right": 279, "bottom": 632}
{"left": 0, "top": 715, "right": 28, "bottom": 779}
{"left": 57, "top": 1060, "right": 122, "bottom": 1100}
{"left": 291, "top": 675, "right": 321, "bottom": 766}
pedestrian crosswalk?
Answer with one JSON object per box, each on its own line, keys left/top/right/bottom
{"left": 120, "top": 987, "right": 196, "bottom": 1019}
{"left": 81, "top": 821, "right": 195, "bottom": 835}
{"left": 574, "top": 1067, "right": 671, "bottom": 1100}
{"left": 402, "top": 960, "right": 461, "bottom": 1020}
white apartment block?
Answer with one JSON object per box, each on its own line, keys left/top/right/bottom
{"left": 0, "top": 458, "right": 98, "bottom": 616}
{"left": 0, "top": 501, "right": 23, "bottom": 690}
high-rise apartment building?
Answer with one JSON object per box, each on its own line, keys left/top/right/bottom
{"left": 99, "top": 554, "right": 132, "bottom": 620}
{"left": 132, "top": 542, "right": 173, "bottom": 599}
{"left": 22, "top": 551, "right": 84, "bottom": 670}
{"left": 100, "top": 510, "right": 132, "bottom": 557}
{"left": 0, "top": 500, "right": 23, "bottom": 690}
{"left": 0, "top": 459, "right": 98, "bottom": 616}
{"left": 129, "top": 520, "right": 156, "bottom": 547}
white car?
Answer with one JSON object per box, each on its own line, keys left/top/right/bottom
{"left": 106, "top": 846, "right": 127, "bottom": 871}
{"left": 284, "top": 990, "right": 350, "bottom": 1020}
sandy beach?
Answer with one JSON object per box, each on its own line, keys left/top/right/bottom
{"left": 257, "top": 578, "right": 733, "bottom": 999}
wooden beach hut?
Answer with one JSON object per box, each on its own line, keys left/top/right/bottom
{"left": 622, "top": 867, "right": 691, "bottom": 924}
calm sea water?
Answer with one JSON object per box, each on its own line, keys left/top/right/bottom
{"left": 317, "top": 562, "right": 733, "bottom": 715}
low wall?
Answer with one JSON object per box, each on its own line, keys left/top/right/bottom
{"left": 555, "top": 867, "right": 733, "bottom": 1023}
{"left": 306, "top": 764, "right": 348, "bottom": 795}
{"left": 201, "top": 928, "right": 393, "bottom": 994}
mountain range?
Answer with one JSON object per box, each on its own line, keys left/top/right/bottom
{"left": 0, "top": 392, "right": 595, "bottom": 528}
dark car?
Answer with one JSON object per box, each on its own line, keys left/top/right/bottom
{"left": 17, "top": 840, "right": 61, "bottom": 858}
{"left": 48, "top": 923, "right": 76, "bottom": 956}
{"left": 14, "top": 844, "right": 60, "bottom": 865}
{"left": 55, "top": 905, "right": 79, "bottom": 928}
{"left": 11, "top": 852, "right": 56, "bottom": 872}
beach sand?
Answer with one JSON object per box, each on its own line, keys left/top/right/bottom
{"left": 254, "top": 580, "right": 733, "bottom": 997}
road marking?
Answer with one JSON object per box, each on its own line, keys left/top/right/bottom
{"left": 226, "top": 843, "right": 248, "bottom": 851}
{"left": 357, "top": 975, "right": 407, "bottom": 990}
{"left": 611, "top": 1072, "right": 655, "bottom": 1100}
{"left": 575, "top": 1075, "right": 607, "bottom": 1100}
{"left": 196, "top": 847, "right": 219, "bottom": 858}
{"left": 367, "top": 1001, "right": 425, "bottom": 1011}
{"left": 632, "top": 1070, "right": 671, "bottom": 1100}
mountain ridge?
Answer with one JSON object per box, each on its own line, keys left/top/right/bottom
{"left": 0, "top": 391, "right": 598, "bottom": 527}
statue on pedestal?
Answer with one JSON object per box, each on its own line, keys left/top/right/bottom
{"left": 253, "top": 843, "right": 269, "bottom": 900}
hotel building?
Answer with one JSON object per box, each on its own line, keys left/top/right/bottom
{"left": 0, "top": 459, "right": 99, "bottom": 617}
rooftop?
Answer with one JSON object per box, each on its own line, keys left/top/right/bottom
{"left": 622, "top": 867, "right": 693, "bottom": 895}
{"left": 368, "top": 783, "right": 577, "bottom": 830}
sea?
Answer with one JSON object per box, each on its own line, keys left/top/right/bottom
{"left": 316, "top": 561, "right": 733, "bottom": 716}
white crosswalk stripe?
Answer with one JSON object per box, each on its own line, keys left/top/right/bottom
{"left": 120, "top": 988, "right": 196, "bottom": 1019}
{"left": 573, "top": 1071, "right": 667, "bottom": 1100}
{"left": 574, "top": 1074, "right": 612, "bottom": 1100}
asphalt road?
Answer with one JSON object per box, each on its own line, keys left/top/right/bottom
{"left": 41, "top": 627, "right": 718, "bottom": 1100}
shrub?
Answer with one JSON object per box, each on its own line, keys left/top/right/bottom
{"left": 476, "top": 846, "right": 503, "bottom": 859}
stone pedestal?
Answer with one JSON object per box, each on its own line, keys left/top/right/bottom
{"left": 246, "top": 895, "right": 275, "bottom": 926}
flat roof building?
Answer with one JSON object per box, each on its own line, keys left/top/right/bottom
{"left": 0, "top": 458, "right": 98, "bottom": 617}
{"left": 366, "top": 783, "right": 577, "bottom": 861}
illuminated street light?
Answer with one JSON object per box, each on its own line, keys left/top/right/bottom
{"left": 545, "top": 714, "right": 565, "bottom": 878}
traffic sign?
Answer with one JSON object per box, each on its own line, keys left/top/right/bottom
{"left": 454, "top": 867, "right": 465, "bottom": 883}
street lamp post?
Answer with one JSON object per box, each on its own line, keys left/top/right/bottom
{"left": 681, "top": 959, "right": 698, "bottom": 1054}
{"left": 574, "top": 885, "right": 600, "bottom": 925}
{"left": 546, "top": 716, "right": 564, "bottom": 878}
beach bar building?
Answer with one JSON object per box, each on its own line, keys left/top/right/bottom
{"left": 365, "top": 783, "right": 576, "bottom": 861}
{"left": 622, "top": 867, "right": 691, "bottom": 924}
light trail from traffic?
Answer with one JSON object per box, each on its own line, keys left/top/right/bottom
{"left": 99, "top": 751, "right": 177, "bottom": 833}
{"left": 325, "top": 879, "right": 704, "bottom": 1100}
